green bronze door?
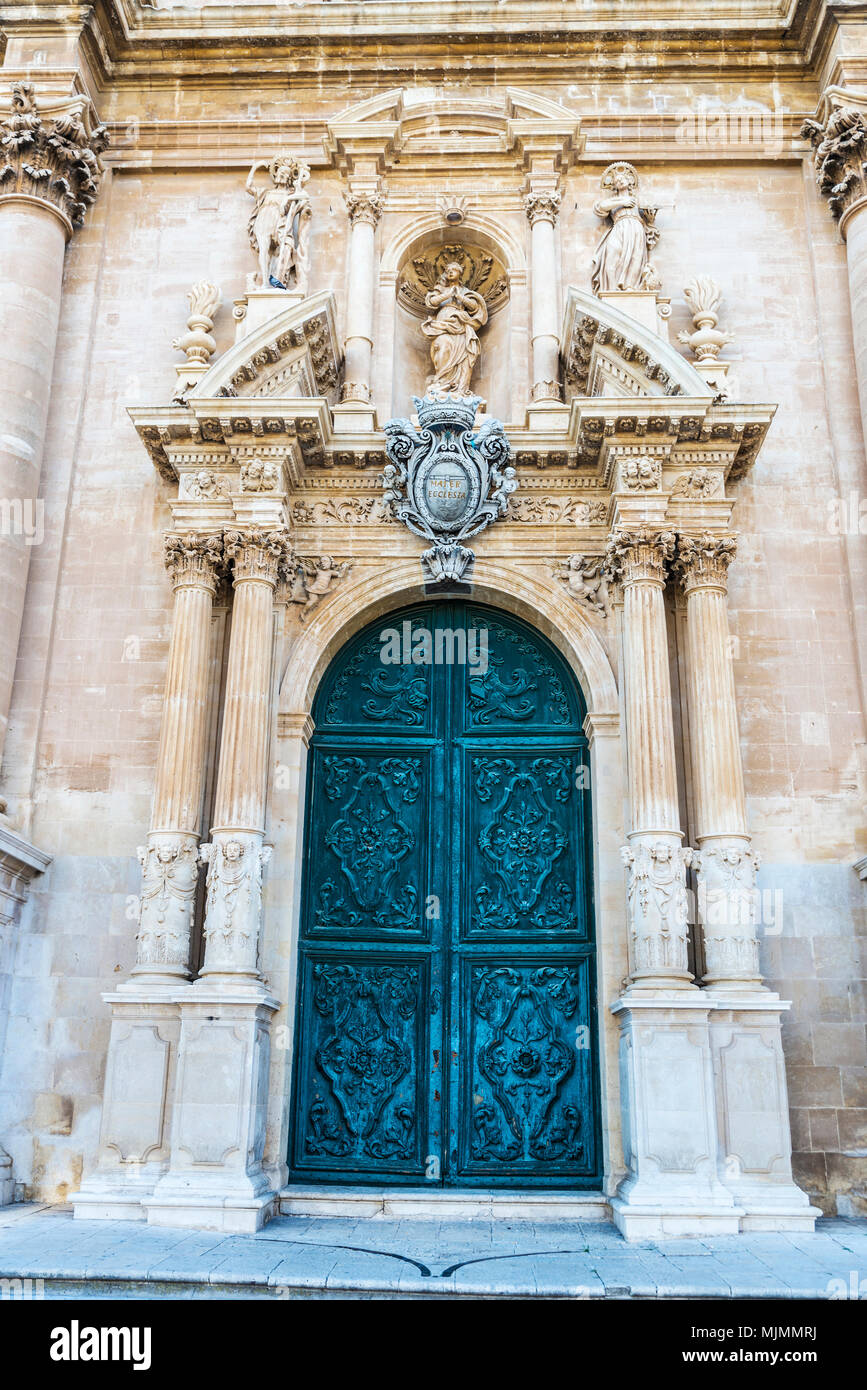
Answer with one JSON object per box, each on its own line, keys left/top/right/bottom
{"left": 288, "top": 602, "right": 600, "bottom": 1187}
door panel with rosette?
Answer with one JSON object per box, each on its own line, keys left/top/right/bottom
{"left": 288, "top": 604, "right": 600, "bottom": 1187}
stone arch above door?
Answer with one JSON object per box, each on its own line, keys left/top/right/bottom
{"left": 277, "top": 558, "right": 619, "bottom": 728}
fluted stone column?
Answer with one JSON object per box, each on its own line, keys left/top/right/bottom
{"left": 0, "top": 83, "right": 107, "bottom": 778}
{"left": 198, "top": 529, "right": 291, "bottom": 986}
{"left": 524, "top": 187, "right": 563, "bottom": 402}
{"left": 139, "top": 529, "right": 289, "bottom": 1231}
{"left": 674, "top": 534, "right": 763, "bottom": 991}
{"left": 131, "top": 533, "right": 224, "bottom": 986}
{"left": 339, "top": 188, "right": 383, "bottom": 406}
{"left": 605, "top": 528, "right": 694, "bottom": 989}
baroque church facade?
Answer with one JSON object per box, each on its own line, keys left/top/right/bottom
{"left": 0, "top": 0, "right": 865, "bottom": 1240}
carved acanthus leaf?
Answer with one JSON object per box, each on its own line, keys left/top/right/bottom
{"left": 0, "top": 82, "right": 108, "bottom": 229}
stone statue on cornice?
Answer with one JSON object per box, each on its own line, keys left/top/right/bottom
{"left": 245, "top": 154, "right": 312, "bottom": 294}
{"left": 591, "top": 162, "right": 660, "bottom": 295}
{"left": 421, "top": 261, "right": 489, "bottom": 396}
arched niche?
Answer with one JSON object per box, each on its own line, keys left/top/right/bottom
{"left": 379, "top": 216, "right": 528, "bottom": 422}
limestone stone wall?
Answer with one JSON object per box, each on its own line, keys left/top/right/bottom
{"left": 0, "top": 54, "right": 865, "bottom": 1213}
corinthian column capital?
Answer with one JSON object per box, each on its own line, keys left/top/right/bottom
{"left": 224, "top": 527, "right": 294, "bottom": 586}
{"left": 801, "top": 98, "right": 867, "bottom": 229}
{"left": 164, "top": 531, "right": 225, "bottom": 593}
{"left": 604, "top": 527, "right": 676, "bottom": 587}
{"left": 0, "top": 82, "right": 109, "bottom": 236}
{"left": 673, "top": 532, "right": 737, "bottom": 594}
{"left": 524, "top": 189, "right": 562, "bottom": 226}
{"left": 344, "top": 190, "right": 384, "bottom": 227}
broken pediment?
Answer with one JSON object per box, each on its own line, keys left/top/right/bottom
{"left": 561, "top": 287, "right": 714, "bottom": 401}
{"left": 187, "top": 291, "right": 341, "bottom": 403}
{"left": 324, "top": 86, "right": 584, "bottom": 172}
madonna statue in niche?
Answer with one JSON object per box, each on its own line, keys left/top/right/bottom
{"left": 421, "top": 261, "right": 489, "bottom": 395}
{"left": 591, "top": 162, "right": 659, "bottom": 295}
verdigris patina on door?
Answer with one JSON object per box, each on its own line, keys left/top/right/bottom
{"left": 288, "top": 603, "right": 600, "bottom": 1187}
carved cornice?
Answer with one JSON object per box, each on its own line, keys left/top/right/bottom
{"left": 164, "top": 531, "right": 225, "bottom": 593}
{"left": 345, "top": 190, "right": 384, "bottom": 227}
{"left": 224, "top": 527, "right": 294, "bottom": 586}
{"left": 673, "top": 531, "right": 737, "bottom": 593}
{"left": 604, "top": 527, "right": 676, "bottom": 587}
{"left": 802, "top": 100, "right": 867, "bottom": 226}
{"left": 0, "top": 82, "right": 108, "bottom": 234}
{"left": 524, "top": 189, "right": 562, "bottom": 226}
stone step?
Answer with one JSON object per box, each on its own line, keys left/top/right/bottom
{"left": 277, "top": 1186, "right": 612, "bottom": 1221}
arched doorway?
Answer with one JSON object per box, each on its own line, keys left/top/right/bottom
{"left": 287, "top": 601, "right": 601, "bottom": 1187}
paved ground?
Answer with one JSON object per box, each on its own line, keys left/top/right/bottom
{"left": 0, "top": 1205, "right": 865, "bottom": 1299}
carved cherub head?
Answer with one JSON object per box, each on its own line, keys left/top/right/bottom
{"left": 224, "top": 840, "right": 244, "bottom": 861}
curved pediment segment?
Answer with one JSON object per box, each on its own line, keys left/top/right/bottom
{"left": 561, "top": 287, "right": 714, "bottom": 402}
{"left": 324, "top": 86, "right": 583, "bottom": 171}
{"left": 188, "top": 291, "right": 341, "bottom": 402}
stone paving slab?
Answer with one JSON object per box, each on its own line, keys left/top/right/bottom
{"left": 0, "top": 1206, "right": 864, "bottom": 1299}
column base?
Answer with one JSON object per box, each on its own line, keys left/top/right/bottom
{"left": 142, "top": 1179, "right": 277, "bottom": 1234}
{"left": 73, "top": 1168, "right": 164, "bottom": 1223}
{"left": 525, "top": 399, "right": 570, "bottom": 433}
{"left": 611, "top": 1192, "right": 743, "bottom": 1240}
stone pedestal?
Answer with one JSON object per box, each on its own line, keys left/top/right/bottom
{"left": 598, "top": 290, "right": 670, "bottom": 340}
{"left": 709, "top": 999, "right": 819, "bottom": 1230}
{"left": 234, "top": 287, "right": 305, "bottom": 341}
{"left": 72, "top": 997, "right": 181, "bottom": 1221}
{"left": 611, "top": 998, "right": 741, "bottom": 1238}
{"left": 142, "top": 991, "right": 277, "bottom": 1232}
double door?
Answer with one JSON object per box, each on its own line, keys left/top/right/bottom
{"left": 288, "top": 603, "right": 600, "bottom": 1187}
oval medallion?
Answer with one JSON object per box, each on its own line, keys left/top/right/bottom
{"left": 423, "top": 457, "right": 471, "bottom": 525}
